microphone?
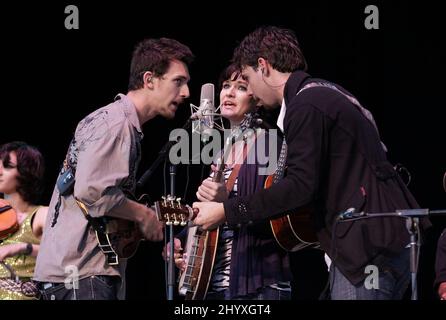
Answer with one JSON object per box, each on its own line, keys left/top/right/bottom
{"left": 191, "top": 83, "right": 215, "bottom": 143}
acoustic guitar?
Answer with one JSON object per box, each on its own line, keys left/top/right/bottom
{"left": 76, "top": 194, "right": 194, "bottom": 266}
{"left": 267, "top": 141, "right": 319, "bottom": 251}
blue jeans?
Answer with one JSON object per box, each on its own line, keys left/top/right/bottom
{"left": 39, "top": 275, "right": 120, "bottom": 300}
{"left": 329, "top": 248, "right": 410, "bottom": 300}
{"left": 206, "top": 286, "right": 291, "bottom": 300}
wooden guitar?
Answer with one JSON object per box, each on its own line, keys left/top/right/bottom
{"left": 76, "top": 194, "right": 194, "bottom": 266}
{"left": 267, "top": 141, "right": 319, "bottom": 252}
{"left": 178, "top": 114, "right": 256, "bottom": 299}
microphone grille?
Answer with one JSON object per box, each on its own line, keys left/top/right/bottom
{"left": 200, "top": 83, "right": 214, "bottom": 107}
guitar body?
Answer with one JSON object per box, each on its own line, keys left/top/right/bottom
{"left": 265, "top": 175, "right": 319, "bottom": 252}
{"left": 94, "top": 218, "right": 143, "bottom": 265}
{"left": 179, "top": 226, "right": 219, "bottom": 300}
{"left": 82, "top": 194, "right": 193, "bottom": 266}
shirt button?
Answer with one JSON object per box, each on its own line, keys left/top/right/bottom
{"left": 238, "top": 203, "right": 247, "bottom": 214}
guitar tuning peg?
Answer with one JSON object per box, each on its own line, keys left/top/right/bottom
{"left": 164, "top": 213, "right": 171, "bottom": 225}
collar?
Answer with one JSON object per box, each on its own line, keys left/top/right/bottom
{"left": 276, "top": 99, "right": 287, "bottom": 133}
{"left": 276, "top": 71, "right": 311, "bottom": 132}
{"left": 283, "top": 70, "right": 312, "bottom": 105}
{"left": 115, "top": 93, "right": 143, "bottom": 134}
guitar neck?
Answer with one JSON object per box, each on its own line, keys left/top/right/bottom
{"left": 213, "top": 161, "right": 225, "bottom": 183}
{"left": 212, "top": 133, "right": 234, "bottom": 183}
{"left": 273, "top": 140, "right": 287, "bottom": 184}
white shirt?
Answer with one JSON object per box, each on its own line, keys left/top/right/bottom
{"left": 276, "top": 98, "right": 287, "bottom": 133}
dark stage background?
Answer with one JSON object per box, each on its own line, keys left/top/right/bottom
{"left": 1, "top": 1, "right": 445, "bottom": 300}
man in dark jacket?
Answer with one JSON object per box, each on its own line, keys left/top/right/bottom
{"left": 193, "top": 26, "right": 429, "bottom": 299}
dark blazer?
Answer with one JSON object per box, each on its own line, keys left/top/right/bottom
{"left": 224, "top": 70, "right": 429, "bottom": 285}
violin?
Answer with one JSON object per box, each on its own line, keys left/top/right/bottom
{"left": 0, "top": 199, "right": 19, "bottom": 240}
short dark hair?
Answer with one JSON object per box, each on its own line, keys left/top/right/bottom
{"left": 0, "top": 141, "right": 45, "bottom": 204}
{"left": 232, "top": 26, "right": 307, "bottom": 73}
{"left": 128, "top": 37, "right": 194, "bottom": 91}
{"left": 217, "top": 63, "right": 242, "bottom": 92}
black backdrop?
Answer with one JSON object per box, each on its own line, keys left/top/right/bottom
{"left": 1, "top": 1, "right": 445, "bottom": 300}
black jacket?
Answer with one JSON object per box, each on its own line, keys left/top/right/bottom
{"left": 224, "top": 70, "right": 429, "bottom": 285}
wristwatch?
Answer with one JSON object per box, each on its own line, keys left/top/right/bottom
{"left": 23, "top": 243, "right": 33, "bottom": 255}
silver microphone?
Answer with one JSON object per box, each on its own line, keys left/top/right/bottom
{"left": 191, "top": 83, "right": 215, "bottom": 143}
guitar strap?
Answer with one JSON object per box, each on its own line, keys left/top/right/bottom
{"left": 51, "top": 141, "right": 77, "bottom": 228}
{"left": 297, "top": 81, "right": 387, "bottom": 152}
{"left": 225, "top": 132, "right": 256, "bottom": 193}
{"left": 49, "top": 152, "right": 122, "bottom": 264}
{"left": 74, "top": 198, "right": 103, "bottom": 232}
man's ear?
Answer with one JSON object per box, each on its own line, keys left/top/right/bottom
{"left": 143, "top": 71, "right": 154, "bottom": 88}
{"left": 257, "top": 57, "right": 269, "bottom": 76}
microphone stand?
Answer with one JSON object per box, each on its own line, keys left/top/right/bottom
{"left": 136, "top": 117, "right": 193, "bottom": 301}
{"left": 167, "top": 165, "right": 177, "bottom": 301}
{"left": 339, "top": 208, "right": 446, "bottom": 300}
{"left": 137, "top": 118, "right": 193, "bottom": 189}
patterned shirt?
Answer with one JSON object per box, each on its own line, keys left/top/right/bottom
{"left": 34, "top": 94, "right": 142, "bottom": 283}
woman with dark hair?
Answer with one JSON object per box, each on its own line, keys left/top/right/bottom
{"left": 0, "top": 141, "right": 48, "bottom": 299}
{"left": 166, "top": 64, "right": 291, "bottom": 300}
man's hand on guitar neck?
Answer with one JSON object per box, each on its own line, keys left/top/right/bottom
{"left": 137, "top": 206, "right": 164, "bottom": 242}
{"left": 107, "top": 198, "right": 164, "bottom": 242}
{"left": 192, "top": 202, "right": 225, "bottom": 231}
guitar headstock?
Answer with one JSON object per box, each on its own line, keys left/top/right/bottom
{"left": 153, "top": 195, "right": 194, "bottom": 226}
{"left": 240, "top": 111, "right": 264, "bottom": 131}
{"left": 225, "top": 111, "right": 262, "bottom": 145}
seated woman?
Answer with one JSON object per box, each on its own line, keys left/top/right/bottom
{"left": 0, "top": 141, "right": 48, "bottom": 300}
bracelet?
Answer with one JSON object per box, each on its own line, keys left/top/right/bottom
{"left": 23, "top": 243, "right": 33, "bottom": 255}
